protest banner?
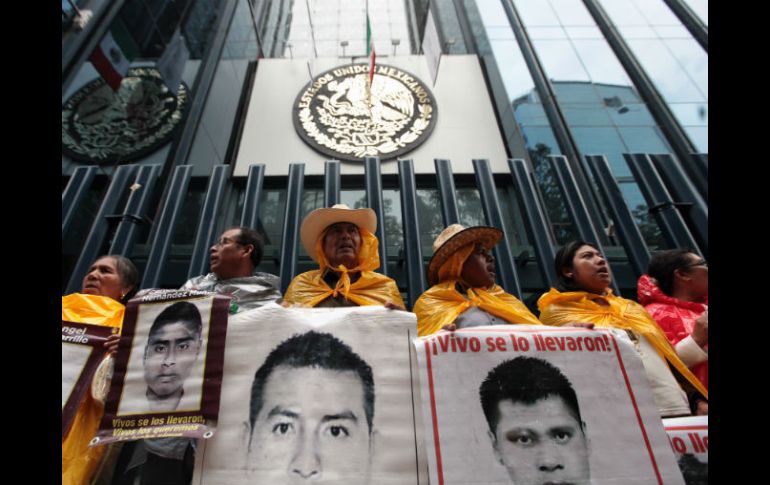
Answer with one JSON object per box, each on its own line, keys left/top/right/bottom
{"left": 92, "top": 290, "right": 231, "bottom": 445}
{"left": 193, "top": 303, "right": 427, "bottom": 485}
{"left": 663, "top": 416, "right": 707, "bottom": 484}
{"left": 62, "top": 321, "right": 115, "bottom": 440}
{"left": 415, "top": 325, "right": 685, "bottom": 485}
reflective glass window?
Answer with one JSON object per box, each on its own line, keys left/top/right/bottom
{"left": 596, "top": 0, "right": 708, "bottom": 152}
{"left": 513, "top": 0, "right": 672, "bottom": 247}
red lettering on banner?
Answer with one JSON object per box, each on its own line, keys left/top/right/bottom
{"left": 671, "top": 437, "right": 687, "bottom": 454}
{"left": 486, "top": 336, "right": 507, "bottom": 352}
{"left": 688, "top": 433, "right": 707, "bottom": 453}
{"left": 510, "top": 334, "right": 530, "bottom": 351}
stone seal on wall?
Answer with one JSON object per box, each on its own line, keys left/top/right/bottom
{"left": 293, "top": 63, "right": 437, "bottom": 162}
{"left": 62, "top": 67, "right": 188, "bottom": 165}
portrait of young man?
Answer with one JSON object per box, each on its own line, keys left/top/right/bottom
{"left": 479, "top": 356, "right": 591, "bottom": 485}
{"left": 243, "top": 330, "right": 377, "bottom": 484}
{"left": 142, "top": 300, "right": 204, "bottom": 413}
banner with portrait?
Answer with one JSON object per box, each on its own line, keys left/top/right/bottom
{"left": 663, "top": 416, "right": 707, "bottom": 484}
{"left": 415, "top": 325, "right": 685, "bottom": 485}
{"left": 92, "top": 290, "right": 231, "bottom": 445}
{"left": 62, "top": 321, "right": 115, "bottom": 440}
{"left": 193, "top": 304, "right": 427, "bottom": 485}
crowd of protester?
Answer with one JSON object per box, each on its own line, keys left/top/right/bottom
{"left": 63, "top": 203, "right": 708, "bottom": 484}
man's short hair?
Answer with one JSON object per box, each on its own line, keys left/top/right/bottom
{"left": 249, "top": 331, "right": 375, "bottom": 432}
{"left": 230, "top": 226, "right": 264, "bottom": 268}
{"left": 148, "top": 301, "right": 203, "bottom": 339}
{"left": 479, "top": 357, "right": 582, "bottom": 433}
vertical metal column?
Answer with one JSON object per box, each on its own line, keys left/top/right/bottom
{"left": 582, "top": 0, "right": 704, "bottom": 193}
{"left": 473, "top": 159, "right": 522, "bottom": 298}
{"left": 585, "top": 155, "right": 651, "bottom": 278}
{"left": 188, "top": 165, "right": 231, "bottom": 279}
{"left": 398, "top": 159, "right": 426, "bottom": 307}
{"left": 508, "top": 159, "right": 558, "bottom": 287}
{"left": 650, "top": 154, "right": 708, "bottom": 255}
{"left": 498, "top": 0, "right": 607, "bottom": 235}
{"left": 240, "top": 164, "right": 266, "bottom": 229}
{"left": 624, "top": 154, "right": 702, "bottom": 254}
{"left": 691, "top": 153, "right": 708, "bottom": 201}
{"left": 62, "top": 165, "right": 98, "bottom": 235}
{"left": 279, "top": 164, "right": 305, "bottom": 294}
{"left": 109, "top": 165, "right": 161, "bottom": 256}
{"left": 324, "top": 160, "right": 341, "bottom": 207}
{"left": 364, "top": 157, "right": 388, "bottom": 276}
{"left": 434, "top": 159, "right": 460, "bottom": 226}
{"left": 549, "top": 155, "right": 621, "bottom": 295}
{"left": 160, "top": 0, "right": 239, "bottom": 188}
{"left": 660, "top": 0, "right": 708, "bottom": 52}
{"left": 66, "top": 164, "right": 138, "bottom": 294}
{"left": 141, "top": 165, "right": 193, "bottom": 288}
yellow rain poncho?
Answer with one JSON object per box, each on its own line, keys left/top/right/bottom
{"left": 538, "top": 288, "right": 707, "bottom": 399}
{"left": 414, "top": 244, "right": 541, "bottom": 336}
{"left": 62, "top": 293, "right": 125, "bottom": 485}
{"left": 284, "top": 228, "right": 404, "bottom": 307}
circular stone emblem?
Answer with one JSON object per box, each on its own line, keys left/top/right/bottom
{"left": 62, "top": 67, "right": 188, "bottom": 164}
{"left": 293, "top": 63, "right": 437, "bottom": 161}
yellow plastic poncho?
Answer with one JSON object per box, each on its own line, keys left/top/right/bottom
{"left": 414, "top": 244, "right": 541, "bottom": 336}
{"left": 284, "top": 228, "right": 405, "bottom": 308}
{"left": 62, "top": 293, "right": 125, "bottom": 485}
{"left": 538, "top": 288, "right": 707, "bottom": 399}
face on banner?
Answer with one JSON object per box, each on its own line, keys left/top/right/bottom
{"left": 196, "top": 306, "right": 421, "bottom": 485}
{"left": 491, "top": 395, "right": 589, "bottom": 485}
{"left": 417, "top": 327, "right": 686, "bottom": 485}
{"left": 143, "top": 319, "right": 202, "bottom": 411}
{"left": 115, "top": 297, "right": 213, "bottom": 417}
{"left": 246, "top": 365, "right": 373, "bottom": 483}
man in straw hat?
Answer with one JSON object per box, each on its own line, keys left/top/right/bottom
{"left": 283, "top": 204, "right": 405, "bottom": 308}
{"left": 414, "top": 224, "right": 540, "bottom": 336}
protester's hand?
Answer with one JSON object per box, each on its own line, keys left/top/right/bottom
{"left": 441, "top": 323, "right": 457, "bottom": 332}
{"left": 104, "top": 334, "right": 121, "bottom": 355}
{"left": 569, "top": 322, "right": 595, "bottom": 329}
{"left": 692, "top": 309, "right": 708, "bottom": 347}
{"left": 695, "top": 399, "right": 708, "bottom": 416}
{"left": 384, "top": 301, "right": 406, "bottom": 311}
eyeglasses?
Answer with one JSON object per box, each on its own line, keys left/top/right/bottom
{"left": 686, "top": 259, "right": 707, "bottom": 268}
{"left": 213, "top": 237, "right": 242, "bottom": 248}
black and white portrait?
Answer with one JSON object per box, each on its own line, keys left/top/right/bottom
{"left": 416, "top": 326, "right": 685, "bottom": 485}
{"left": 194, "top": 304, "right": 423, "bottom": 485}
{"left": 117, "top": 297, "right": 212, "bottom": 415}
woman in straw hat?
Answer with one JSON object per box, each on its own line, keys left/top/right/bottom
{"left": 283, "top": 204, "right": 405, "bottom": 308}
{"left": 414, "top": 224, "right": 540, "bottom": 336}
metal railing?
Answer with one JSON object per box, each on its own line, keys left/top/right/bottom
{"left": 63, "top": 153, "right": 708, "bottom": 306}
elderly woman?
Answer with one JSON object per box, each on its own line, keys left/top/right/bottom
{"left": 537, "top": 241, "right": 707, "bottom": 417}
{"left": 284, "top": 204, "right": 405, "bottom": 308}
{"left": 414, "top": 224, "right": 540, "bottom": 336}
{"left": 638, "top": 249, "right": 708, "bottom": 392}
{"left": 62, "top": 255, "right": 139, "bottom": 485}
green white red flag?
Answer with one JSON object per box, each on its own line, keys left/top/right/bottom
{"left": 90, "top": 23, "right": 138, "bottom": 91}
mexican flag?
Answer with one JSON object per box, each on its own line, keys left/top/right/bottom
{"left": 90, "top": 21, "right": 139, "bottom": 91}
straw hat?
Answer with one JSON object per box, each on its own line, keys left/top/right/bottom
{"left": 427, "top": 224, "right": 503, "bottom": 285}
{"left": 300, "top": 204, "right": 377, "bottom": 262}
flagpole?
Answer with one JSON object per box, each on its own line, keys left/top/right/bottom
{"left": 366, "top": 0, "right": 372, "bottom": 112}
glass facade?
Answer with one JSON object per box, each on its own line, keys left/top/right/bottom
{"left": 62, "top": 0, "right": 707, "bottom": 297}
{"left": 596, "top": 0, "right": 708, "bottom": 151}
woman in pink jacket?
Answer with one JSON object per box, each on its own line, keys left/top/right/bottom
{"left": 638, "top": 249, "right": 708, "bottom": 401}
